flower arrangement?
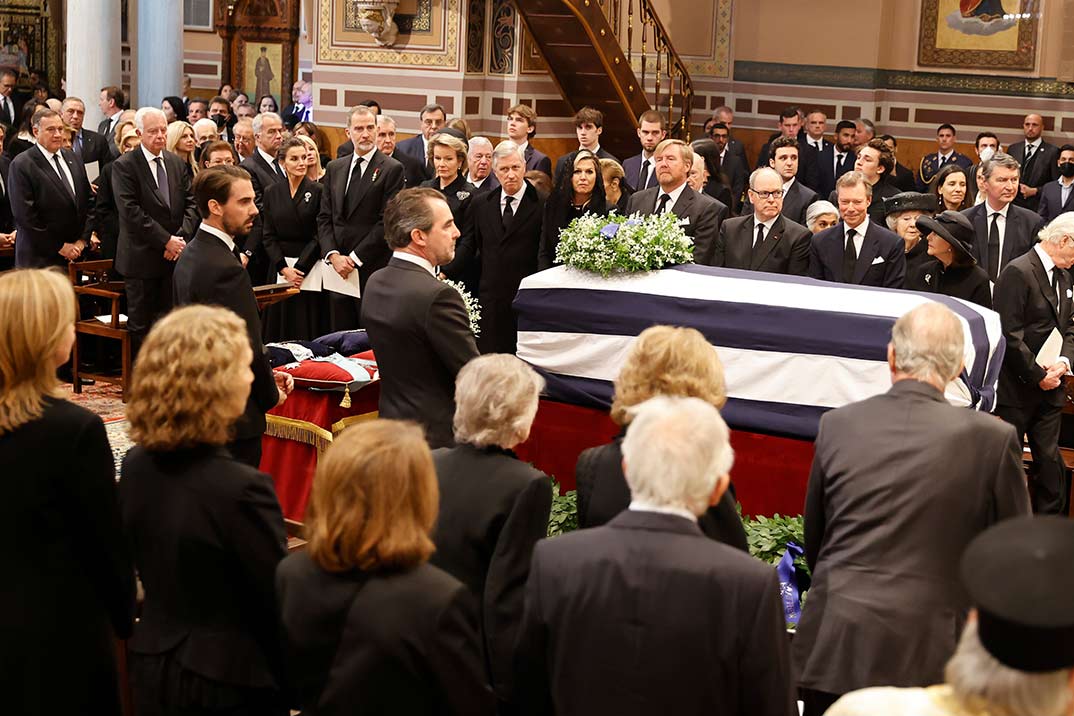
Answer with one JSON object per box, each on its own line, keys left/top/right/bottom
{"left": 554, "top": 211, "right": 694, "bottom": 277}
{"left": 442, "top": 278, "right": 481, "bottom": 335}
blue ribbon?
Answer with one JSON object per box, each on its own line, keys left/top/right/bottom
{"left": 777, "top": 541, "right": 805, "bottom": 626}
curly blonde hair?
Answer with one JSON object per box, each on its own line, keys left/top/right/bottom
{"left": 0, "top": 269, "right": 75, "bottom": 435}
{"left": 127, "top": 305, "right": 253, "bottom": 451}
{"left": 306, "top": 420, "right": 438, "bottom": 573}
{"left": 453, "top": 354, "right": 545, "bottom": 448}
{"left": 610, "top": 325, "right": 727, "bottom": 426}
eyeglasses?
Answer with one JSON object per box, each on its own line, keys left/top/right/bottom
{"left": 749, "top": 188, "right": 783, "bottom": 199}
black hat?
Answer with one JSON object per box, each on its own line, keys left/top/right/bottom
{"left": 961, "top": 516, "right": 1074, "bottom": 672}
{"left": 916, "top": 210, "right": 976, "bottom": 263}
{"left": 883, "top": 191, "right": 937, "bottom": 217}
{"left": 435, "top": 127, "right": 468, "bottom": 143}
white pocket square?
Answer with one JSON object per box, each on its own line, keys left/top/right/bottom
{"left": 871, "top": 256, "right": 885, "bottom": 266}
{"left": 1067, "top": 288, "right": 1072, "bottom": 299}
{"left": 677, "top": 217, "right": 691, "bottom": 226}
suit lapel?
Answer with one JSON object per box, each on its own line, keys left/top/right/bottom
{"left": 672, "top": 187, "right": 695, "bottom": 223}
{"left": 1064, "top": 183, "right": 1074, "bottom": 213}
{"left": 346, "top": 151, "right": 381, "bottom": 216}
{"left": 971, "top": 206, "right": 989, "bottom": 267}
{"left": 1029, "top": 250, "right": 1061, "bottom": 322}
{"left": 1001, "top": 209, "right": 1021, "bottom": 267}
{"left": 31, "top": 147, "right": 77, "bottom": 207}
{"left": 750, "top": 215, "right": 782, "bottom": 270}
{"left": 783, "top": 183, "right": 801, "bottom": 221}
{"left": 852, "top": 224, "right": 881, "bottom": 284}
{"left": 502, "top": 185, "right": 539, "bottom": 240}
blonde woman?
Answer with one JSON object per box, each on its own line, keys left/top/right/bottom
{"left": 575, "top": 324, "right": 748, "bottom": 550}
{"left": 295, "top": 133, "right": 324, "bottom": 181}
{"left": 120, "top": 304, "right": 288, "bottom": 715}
{"left": 277, "top": 420, "right": 495, "bottom": 715}
{"left": 113, "top": 118, "right": 135, "bottom": 154}
{"left": 165, "top": 119, "right": 198, "bottom": 179}
{"left": 0, "top": 269, "right": 134, "bottom": 716}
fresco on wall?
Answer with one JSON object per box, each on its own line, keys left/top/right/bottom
{"left": 919, "top": 0, "right": 1039, "bottom": 70}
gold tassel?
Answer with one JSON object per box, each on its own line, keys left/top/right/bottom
{"left": 340, "top": 384, "right": 351, "bottom": 408}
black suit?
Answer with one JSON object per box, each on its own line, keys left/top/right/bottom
{"left": 97, "top": 113, "right": 121, "bottom": 139}
{"left": 113, "top": 148, "right": 199, "bottom": 346}
{"left": 963, "top": 201, "right": 1043, "bottom": 282}
{"left": 395, "top": 134, "right": 434, "bottom": 181}
{"left": 74, "top": 127, "right": 113, "bottom": 167}
{"left": 794, "top": 380, "right": 1030, "bottom": 705}
{"left": 430, "top": 444, "right": 552, "bottom": 703}
{"left": 756, "top": 138, "right": 820, "bottom": 191}
{"left": 891, "top": 161, "right": 917, "bottom": 192}
{"left": 994, "top": 247, "right": 1074, "bottom": 514}
{"left": 120, "top": 444, "right": 288, "bottom": 714}
{"left": 816, "top": 145, "right": 856, "bottom": 197}
{"left": 316, "top": 149, "right": 405, "bottom": 329}
{"left": 809, "top": 219, "right": 906, "bottom": 288}
{"left": 280, "top": 102, "right": 308, "bottom": 129}
{"left": 524, "top": 143, "right": 552, "bottom": 175}
{"left": 338, "top": 139, "right": 428, "bottom": 187}
{"left": 87, "top": 161, "right": 120, "bottom": 261}
{"left": 173, "top": 228, "right": 281, "bottom": 464}
{"left": 239, "top": 150, "right": 286, "bottom": 283}
{"left": 473, "top": 183, "right": 546, "bottom": 353}
{"left": 261, "top": 178, "right": 325, "bottom": 342}
{"left": 778, "top": 179, "right": 818, "bottom": 225}
{"left": 727, "top": 135, "right": 750, "bottom": 169}
{"left": 1036, "top": 178, "right": 1074, "bottom": 224}
{"left": 424, "top": 174, "right": 480, "bottom": 294}
{"left": 514, "top": 510, "right": 795, "bottom": 716}
{"left": 622, "top": 151, "right": 659, "bottom": 192}
{"left": 361, "top": 257, "right": 480, "bottom": 448}
{"left": 713, "top": 213, "right": 811, "bottom": 275}
{"left": 3, "top": 397, "right": 135, "bottom": 716}
{"left": 276, "top": 552, "right": 496, "bottom": 715}
{"left": 575, "top": 436, "right": 748, "bottom": 551}
{"left": 719, "top": 150, "right": 747, "bottom": 214}
{"left": 0, "top": 154, "right": 12, "bottom": 269}
{"left": 10, "top": 145, "right": 93, "bottom": 268}
{"left": 628, "top": 184, "right": 728, "bottom": 265}
{"left": 1009, "top": 139, "right": 1059, "bottom": 212}
{"left": 830, "top": 178, "right": 901, "bottom": 225}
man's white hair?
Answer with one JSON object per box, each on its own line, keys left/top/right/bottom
{"left": 1039, "top": 212, "right": 1074, "bottom": 246}
{"left": 622, "top": 396, "right": 734, "bottom": 515}
{"left": 492, "top": 139, "right": 524, "bottom": 168}
{"left": 134, "top": 106, "right": 166, "bottom": 132}
{"left": 192, "top": 118, "right": 219, "bottom": 136}
{"left": 252, "top": 111, "right": 282, "bottom": 135}
{"left": 890, "top": 302, "right": 964, "bottom": 385}
{"left": 376, "top": 114, "right": 397, "bottom": 130}
{"left": 749, "top": 166, "right": 781, "bottom": 190}
{"left": 469, "top": 135, "right": 493, "bottom": 152}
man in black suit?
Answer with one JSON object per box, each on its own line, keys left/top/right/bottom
{"left": 803, "top": 109, "right": 830, "bottom": 153}
{"left": 755, "top": 106, "right": 820, "bottom": 191}
{"left": 0, "top": 69, "right": 19, "bottom": 129}
{"left": 515, "top": 395, "right": 795, "bottom": 716}
{"left": 337, "top": 115, "right": 427, "bottom": 189}
{"left": 1009, "top": 113, "right": 1059, "bottom": 213}
{"left": 280, "top": 80, "right": 312, "bottom": 129}
{"left": 96, "top": 85, "right": 125, "bottom": 140}
{"left": 917, "top": 123, "right": 974, "bottom": 192}
{"left": 552, "top": 106, "right": 618, "bottom": 184}
{"left": 173, "top": 165, "right": 290, "bottom": 467}
{"left": 1037, "top": 144, "right": 1074, "bottom": 223}
{"left": 993, "top": 213, "right": 1074, "bottom": 514}
{"left": 237, "top": 111, "right": 286, "bottom": 282}
{"left": 621, "top": 109, "right": 666, "bottom": 192}
{"left": 0, "top": 126, "right": 15, "bottom": 268}
{"left": 394, "top": 102, "right": 446, "bottom": 182}
{"left": 794, "top": 303, "right": 1030, "bottom": 715}
{"left": 361, "top": 187, "right": 479, "bottom": 447}
{"left": 627, "top": 139, "right": 728, "bottom": 265}
{"left": 317, "top": 105, "right": 405, "bottom": 330}
{"left": 506, "top": 103, "right": 552, "bottom": 175}
{"left": 809, "top": 171, "right": 906, "bottom": 287}
{"left": 709, "top": 121, "right": 746, "bottom": 213}
{"left": 879, "top": 134, "right": 918, "bottom": 193}
{"left": 752, "top": 136, "right": 818, "bottom": 226}
{"left": 471, "top": 141, "right": 545, "bottom": 353}
{"left": 465, "top": 136, "right": 499, "bottom": 194}
{"left": 61, "top": 96, "right": 112, "bottom": 168}
{"left": 713, "top": 167, "right": 810, "bottom": 275}
{"left": 113, "top": 107, "right": 200, "bottom": 352}
{"left": 10, "top": 109, "right": 93, "bottom": 268}
{"left": 817, "top": 120, "right": 857, "bottom": 197}
{"left": 712, "top": 105, "right": 751, "bottom": 168}
{"left": 963, "top": 151, "right": 1044, "bottom": 284}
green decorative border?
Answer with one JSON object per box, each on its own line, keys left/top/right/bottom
{"left": 733, "top": 60, "right": 1074, "bottom": 99}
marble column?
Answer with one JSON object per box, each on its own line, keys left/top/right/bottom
{"left": 66, "top": 0, "right": 122, "bottom": 130}
{"left": 135, "top": 0, "right": 183, "bottom": 111}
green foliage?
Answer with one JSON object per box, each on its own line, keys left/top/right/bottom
{"left": 547, "top": 479, "right": 579, "bottom": 537}
{"left": 740, "top": 509, "right": 810, "bottom": 577}
{"left": 554, "top": 211, "right": 695, "bottom": 276}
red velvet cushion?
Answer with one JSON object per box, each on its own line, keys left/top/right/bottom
{"left": 280, "top": 352, "right": 377, "bottom": 385}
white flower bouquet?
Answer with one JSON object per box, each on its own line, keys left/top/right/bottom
{"left": 554, "top": 211, "right": 694, "bottom": 277}
{"left": 442, "top": 278, "right": 482, "bottom": 335}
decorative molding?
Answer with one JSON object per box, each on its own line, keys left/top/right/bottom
{"left": 733, "top": 60, "right": 1074, "bottom": 99}
{"left": 343, "top": 0, "right": 432, "bottom": 34}
{"left": 488, "top": 0, "right": 515, "bottom": 75}
{"left": 466, "top": 0, "right": 486, "bottom": 73}
{"left": 318, "top": 0, "right": 461, "bottom": 68}
{"left": 682, "top": 0, "right": 731, "bottom": 79}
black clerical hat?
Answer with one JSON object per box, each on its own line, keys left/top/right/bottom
{"left": 915, "top": 210, "right": 976, "bottom": 263}
{"left": 883, "top": 191, "right": 937, "bottom": 216}
{"left": 960, "top": 515, "right": 1074, "bottom": 672}
{"left": 435, "top": 127, "right": 468, "bottom": 142}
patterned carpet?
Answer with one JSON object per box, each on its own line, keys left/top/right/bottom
{"left": 60, "top": 382, "right": 131, "bottom": 472}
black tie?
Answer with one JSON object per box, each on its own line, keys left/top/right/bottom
{"left": 842, "top": 229, "right": 857, "bottom": 283}
{"left": 52, "top": 154, "right": 75, "bottom": 199}
{"left": 502, "top": 195, "right": 515, "bottom": 229}
{"left": 987, "top": 212, "right": 1000, "bottom": 281}
{"left": 346, "top": 156, "right": 364, "bottom": 197}
{"left": 154, "top": 157, "right": 170, "bottom": 208}
{"left": 639, "top": 159, "right": 650, "bottom": 190}
{"left": 755, "top": 222, "right": 765, "bottom": 249}
{"left": 835, "top": 153, "right": 843, "bottom": 174}
{"left": 655, "top": 193, "right": 671, "bottom": 214}
{"left": 274, "top": 161, "right": 285, "bottom": 179}
{"left": 1023, "top": 144, "right": 1037, "bottom": 175}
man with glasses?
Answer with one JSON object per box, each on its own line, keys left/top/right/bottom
{"left": 395, "top": 102, "right": 446, "bottom": 182}
{"left": 712, "top": 167, "right": 811, "bottom": 275}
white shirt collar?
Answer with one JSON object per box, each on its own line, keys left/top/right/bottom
{"left": 36, "top": 142, "right": 60, "bottom": 162}
{"left": 1026, "top": 139, "right": 1039, "bottom": 150}
{"left": 754, "top": 214, "right": 778, "bottom": 232}
{"left": 939, "top": 150, "right": 953, "bottom": 161}
{"left": 659, "top": 180, "right": 688, "bottom": 205}
{"left": 352, "top": 145, "right": 377, "bottom": 167}
{"left": 782, "top": 176, "right": 796, "bottom": 191}
{"left": 846, "top": 215, "right": 870, "bottom": 237}
{"left": 257, "top": 146, "right": 277, "bottom": 168}
{"left": 1035, "top": 243, "right": 1056, "bottom": 275}
{"left": 516, "top": 140, "right": 529, "bottom": 154}
{"left": 628, "top": 500, "right": 697, "bottom": 523}
{"left": 140, "top": 143, "right": 163, "bottom": 163}
{"left": 501, "top": 182, "right": 527, "bottom": 208}
{"left": 985, "top": 200, "right": 1010, "bottom": 218}
{"left": 468, "top": 173, "right": 487, "bottom": 188}
{"left": 393, "top": 250, "right": 436, "bottom": 276}
{"left": 581, "top": 143, "right": 601, "bottom": 155}
{"left": 199, "top": 222, "right": 236, "bottom": 252}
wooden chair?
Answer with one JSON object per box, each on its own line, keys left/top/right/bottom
{"left": 67, "top": 259, "right": 131, "bottom": 401}
{"left": 285, "top": 518, "right": 308, "bottom": 552}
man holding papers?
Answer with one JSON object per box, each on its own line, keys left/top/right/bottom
{"left": 993, "top": 211, "right": 1074, "bottom": 514}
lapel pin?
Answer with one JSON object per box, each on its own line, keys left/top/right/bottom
{"left": 304, "top": 191, "right": 312, "bottom": 203}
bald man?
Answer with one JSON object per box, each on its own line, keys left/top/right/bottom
{"left": 1008, "top": 113, "right": 1059, "bottom": 212}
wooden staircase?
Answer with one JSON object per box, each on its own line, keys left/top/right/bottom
{"left": 517, "top": 0, "right": 694, "bottom": 160}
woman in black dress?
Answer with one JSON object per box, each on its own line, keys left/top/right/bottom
{"left": 0, "top": 269, "right": 135, "bottom": 716}
{"left": 424, "top": 132, "right": 479, "bottom": 292}
{"left": 537, "top": 148, "right": 607, "bottom": 270}
{"left": 575, "top": 324, "right": 749, "bottom": 551}
{"left": 261, "top": 137, "right": 325, "bottom": 341}
{"left": 121, "top": 305, "right": 289, "bottom": 716}
{"left": 909, "top": 210, "right": 992, "bottom": 309}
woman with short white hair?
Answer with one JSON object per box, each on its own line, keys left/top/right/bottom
{"left": 806, "top": 200, "right": 840, "bottom": 233}
{"left": 429, "top": 354, "right": 553, "bottom": 705}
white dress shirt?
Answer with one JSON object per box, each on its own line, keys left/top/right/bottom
{"left": 654, "top": 180, "right": 688, "bottom": 213}
{"left": 500, "top": 183, "right": 527, "bottom": 215}
{"left": 37, "top": 143, "right": 75, "bottom": 193}
{"left": 345, "top": 146, "right": 377, "bottom": 193}
{"left": 752, "top": 214, "right": 778, "bottom": 245}
{"left": 844, "top": 216, "right": 870, "bottom": 257}
{"left": 1023, "top": 139, "right": 1040, "bottom": 163}
{"left": 782, "top": 176, "right": 796, "bottom": 194}
{"left": 1033, "top": 243, "right": 1072, "bottom": 373}
{"left": 628, "top": 499, "right": 697, "bottom": 523}
{"left": 1060, "top": 175, "right": 1074, "bottom": 209}
{"left": 938, "top": 150, "right": 954, "bottom": 165}
{"left": 198, "top": 222, "right": 236, "bottom": 253}
{"left": 257, "top": 147, "right": 282, "bottom": 177}
{"left": 392, "top": 250, "right": 436, "bottom": 276}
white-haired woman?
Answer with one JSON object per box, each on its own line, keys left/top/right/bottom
{"left": 429, "top": 354, "right": 553, "bottom": 704}
{"left": 806, "top": 200, "right": 840, "bottom": 234}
